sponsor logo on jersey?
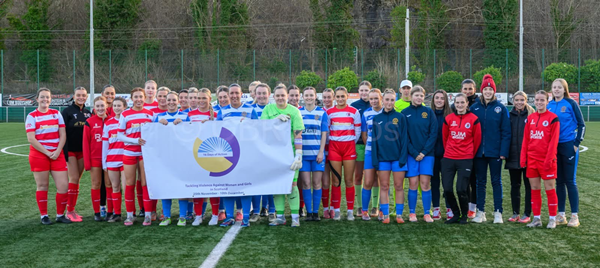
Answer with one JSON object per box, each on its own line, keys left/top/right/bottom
{"left": 494, "top": 107, "right": 501, "bottom": 113}
{"left": 451, "top": 121, "right": 458, "bottom": 127}
{"left": 95, "top": 133, "right": 102, "bottom": 142}
{"left": 546, "top": 174, "right": 555, "bottom": 178}
{"left": 40, "top": 124, "right": 58, "bottom": 130}
{"left": 530, "top": 119, "right": 535, "bottom": 125}
{"left": 465, "top": 123, "right": 471, "bottom": 129}
{"left": 93, "top": 123, "right": 101, "bottom": 129}
{"left": 26, "top": 123, "right": 32, "bottom": 128}
{"left": 377, "top": 121, "right": 383, "bottom": 125}
{"left": 406, "top": 114, "right": 412, "bottom": 117}
{"left": 422, "top": 112, "right": 428, "bottom": 119}
{"left": 543, "top": 120, "right": 549, "bottom": 127}
{"left": 392, "top": 118, "right": 399, "bottom": 125}
{"left": 73, "top": 114, "right": 77, "bottom": 119}
{"left": 530, "top": 130, "right": 544, "bottom": 139}
{"left": 451, "top": 131, "right": 466, "bottom": 140}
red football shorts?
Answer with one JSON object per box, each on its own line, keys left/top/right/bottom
{"left": 68, "top": 151, "right": 83, "bottom": 160}
{"left": 29, "top": 152, "right": 68, "bottom": 172}
{"left": 526, "top": 159, "right": 557, "bottom": 180}
{"left": 327, "top": 141, "right": 356, "bottom": 161}
{"left": 123, "top": 155, "right": 143, "bottom": 165}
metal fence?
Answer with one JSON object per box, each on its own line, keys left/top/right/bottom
{"left": 1, "top": 48, "right": 599, "bottom": 96}
{"left": 3, "top": 105, "right": 600, "bottom": 123}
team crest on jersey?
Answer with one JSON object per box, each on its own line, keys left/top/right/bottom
{"left": 543, "top": 120, "right": 549, "bottom": 127}
{"left": 561, "top": 106, "right": 566, "bottom": 113}
{"left": 465, "top": 123, "right": 471, "bottom": 129}
{"left": 85, "top": 113, "right": 91, "bottom": 118}
{"left": 494, "top": 107, "right": 501, "bottom": 113}
{"left": 451, "top": 121, "right": 458, "bottom": 127}
{"left": 314, "top": 115, "right": 320, "bottom": 121}
{"left": 242, "top": 112, "right": 247, "bottom": 117}
{"left": 192, "top": 127, "right": 240, "bottom": 177}
{"left": 422, "top": 112, "right": 428, "bottom": 119}
{"left": 392, "top": 118, "right": 399, "bottom": 125}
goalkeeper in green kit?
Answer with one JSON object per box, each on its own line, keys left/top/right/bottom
{"left": 259, "top": 83, "right": 305, "bottom": 227}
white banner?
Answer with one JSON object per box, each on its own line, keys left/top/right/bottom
{"left": 141, "top": 119, "right": 295, "bottom": 199}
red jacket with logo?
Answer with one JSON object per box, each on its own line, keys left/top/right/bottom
{"left": 442, "top": 111, "right": 482, "bottom": 160}
{"left": 83, "top": 114, "right": 110, "bottom": 170}
{"left": 520, "top": 110, "right": 560, "bottom": 168}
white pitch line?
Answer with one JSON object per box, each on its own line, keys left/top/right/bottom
{"left": 199, "top": 223, "right": 242, "bottom": 268}
{"left": 0, "top": 144, "right": 29, "bottom": 157}
{"left": 580, "top": 145, "right": 588, "bottom": 153}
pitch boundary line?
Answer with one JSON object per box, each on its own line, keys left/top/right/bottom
{"left": 199, "top": 222, "right": 242, "bottom": 268}
{"left": 0, "top": 144, "right": 29, "bottom": 157}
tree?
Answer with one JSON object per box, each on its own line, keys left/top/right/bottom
{"left": 390, "top": 5, "right": 407, "bottom": 48}
{"left": 310, "top": 0, "right": 358, "bottom": 49}
{"left": 550, "top": 0, "right": 581, "bottom": 61}
{"left": 93, "top": 0, "right": 142, "bottom": 50}
{"left": 0, "top": 0, "right": 12, "bottom": 49}
{"left": 482, "top": 0, "right": 518, "bottom": 72}
{"left": 8, "top": 0, "right": 54, "bottom": 82}
{"left": 191, "top": 0, "right": 251, "bottom": 49}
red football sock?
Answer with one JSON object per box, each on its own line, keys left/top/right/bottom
{"left": 125, "top": 185, "right": 135, "bottom": 213}
{"left": 56, "top": 192, "right": 68, "bottom": 215}
{"left": 112, "top": 191, "right": 122, "bottom": 215}
{"left": 36, "top": 190, "right": 48, "bottom": 216}
{"left": 106, "top": 193, "right": 114, "bottom": 213}
{"left": 67, "top": 183, "right": 79, "bottom": 212}
{"left": 532, "top": 189, "right": 542, "bottom": 217}
{"left": 91, "top": 189, "right": 101, "bottom": 213}
{"left": 346, "top": 186, "right": 355, "bottom": 210}
{"left": 194, "top": 198, "right": 203, "bottom": 215}
{"left": 136, "top": 180, "right": 144, "bottom": 211}
{"left": 152, "top": 200, "right": 158, "bottom": 213}
{"left": 210, "top": 197, "right": 220, "bottom": 215}
{"left": 322, "top": 188, "right": 330, "bottom": 209}
{"left": 299, "top": 189, "right": 305, "bottom": 209}
{"left": 142, "top": 186, "right": 152, "bottom": 215}
{"left": 546, "top": 189, "right": 558, "bottom": 217}
{"left": 331, "top": 186, "right": 341, "bottom": 209}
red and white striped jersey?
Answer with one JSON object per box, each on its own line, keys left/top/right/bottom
{"left": 150, "top": 107, "right": 167, "bottom": 115}
{"left": 118, "top": 108, "right": 153, "bottom": 157}
{"left": 25, "top": 108, "right": 65, "bottom": 153}
{"left": 188, "top": 109, "right": 217, "bottom": 122}
{"left": 103, "top": 117, "right": 124, "bottom": 169}
{"left": 326, "top": 105, "right": 361, "bottom": 143}
{"left": 144, "top": 100, "right": 158, "bottom": 110}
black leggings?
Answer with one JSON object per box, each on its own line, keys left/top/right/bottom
{"left": 509, "top": 168, "right": 531, "bottom": 217}
{"left": 441, "top": 158, "right": 473, "bottom": 218}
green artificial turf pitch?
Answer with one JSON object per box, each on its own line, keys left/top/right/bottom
{"left": 1, "top": 122, "right": 599, "bottom": 267}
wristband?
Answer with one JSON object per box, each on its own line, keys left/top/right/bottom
{"left": 294, "top": 138, "right": 302, "bottom": 146}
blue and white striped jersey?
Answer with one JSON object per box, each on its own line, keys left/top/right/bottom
{"left": 216, "top": 103, "right": 258, "bottom": 121}
{"left": 300, "top": 106, "right": 329, "bottom": 160}
{"left": 252, "top": 103, "right": 267, "bottom": 118}
{"left": 213, "top": 104, "right": 226, "bottom": 113}
{"left": 153, "top": 110, "right": 189, "bottom": 123}
{"left": 361, "top": 107, "right": 383, "bottom": 153}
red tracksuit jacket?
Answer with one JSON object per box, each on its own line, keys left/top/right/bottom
{"left": 442, "top": 111, "right": 482, "bottom": 160}
{"left": 83, "top": 114, "right": 109, "bottom": 170}
{"left": 520, "top": 110, "right": 560, "bottom": 168}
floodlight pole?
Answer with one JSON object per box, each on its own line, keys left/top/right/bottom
{"left": 405, "top": 8, "right": 410, "bottom": 79}
{"left": 90, "top": 0, "right": 95, "bottom": 101}
{"left": 519, "top": 0, "right": 523, "bottom": 91}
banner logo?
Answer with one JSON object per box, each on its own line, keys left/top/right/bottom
{"left": 193, "top": 127, "right": 240, "bottom": 177}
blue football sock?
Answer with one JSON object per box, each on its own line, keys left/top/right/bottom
{"left": 302, "top": 189, "right": 313, "bottom": 214}
{"left": 219, "top": 199, "right": 224, "bottom": 210}
{"left": 408, "top": 189, "right": 418, "bottom": 214}
{"left": 178, "top": 200, "right": 188, "bottom": 218}
{"left": 267, "top": 195, "right": 276, "bottom": 213}
{"left": 381, "top": 203, "right": 390, "bottom": 216}
{"left": 187, "top": 201, "right": 194, "bottom": 214}
{"left": 201, "top": 200, "right": 207, "bottom": 216}
{"left": 224, "top": 197, "right": 235, "bottom": 218}
{"left": 396, "top": 203, "right": 404, "bottom": 216}
{"left": 261, "top": 195, "right": 269, "bottom": 209}
{"left": 252, "top": 196, "right": 261, "bottom": 213}
{"left": 313, "top": 189, "right": 322, "bottom": 214}
{"left": 236, "top": 197, "right": 242, "bottom": 210}
{"left": 362, "top": 188, "right": 372, "bottom": 212}
{"left": 422, "top": 190, "right": 432, "bottom": 215}
{"left": 162, "top": 199, "right": 172, "bottom": 218}
{"left": 241, "top": 196, "right": 252, "bottom": 220}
